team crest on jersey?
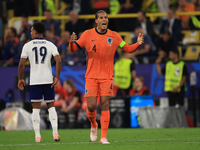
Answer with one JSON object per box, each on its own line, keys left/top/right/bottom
{"left": 85, "top": 89, "right": 88, "bottom": 94}
{"left": 107, "top": 37, "right": 113, "bottom": 46}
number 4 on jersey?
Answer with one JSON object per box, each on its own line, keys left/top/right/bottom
{"left": 92, "top": 45, "right": 96, "bottom": 52}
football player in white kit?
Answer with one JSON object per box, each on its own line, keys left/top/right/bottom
{"left": 18, "top": 22, "right": 62, "bottom": 142}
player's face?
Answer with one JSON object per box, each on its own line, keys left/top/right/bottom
{"left": 31, "top": 27, "right": 36, "bottom": 39}
{"left": 95, "top": 12, "right": 109, "bottom": 30}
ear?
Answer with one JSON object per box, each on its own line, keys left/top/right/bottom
{"left": 95, "top": 19, "right": 97, "bottom": 24}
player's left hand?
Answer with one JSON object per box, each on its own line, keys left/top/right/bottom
{"left": 137, "top": 33, "right": 144, "bottom": 45}
{"left": 51, "top": 77, "right": 59, "bottom": 88}
{"left": 18, "top": 79, "right": 25, "bottom": 90}
{"left": 172, "top": 87, "right": 179, "bottom": 93}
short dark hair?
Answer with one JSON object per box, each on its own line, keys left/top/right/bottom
{"left": 10, "top": 27, "right": 17, "bottom": 37}
{"left": 33, "top": 22, "right": 45, "bottom": 34}
{"left": 95, "top": 10, "right": 107, "bottom": 19}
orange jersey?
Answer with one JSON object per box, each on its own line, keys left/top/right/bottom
{"left": 69, "top": 28, "right": 140, "bottom": 79}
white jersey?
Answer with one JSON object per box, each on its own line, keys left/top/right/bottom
{"left": 21, "top": 38, "right": 59, "bottom": 85}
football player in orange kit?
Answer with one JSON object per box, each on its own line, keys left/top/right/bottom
{"left": 69, "top": 10, "right": 144, "bottom": 144}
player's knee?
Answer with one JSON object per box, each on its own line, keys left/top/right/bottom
{"left": 87, "top": 104, "right": 96, "bottom": 112}
{"left": 100, "top": 100, "right": 109, "bottom": 111}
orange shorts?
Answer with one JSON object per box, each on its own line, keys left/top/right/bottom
{"left": 85, "top": 78, "right": 113, "bottom": 97}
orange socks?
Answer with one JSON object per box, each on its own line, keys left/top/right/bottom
{"left": 86, "top": 109, "right": 97, "bottom": 128}
{"left": 100, "top": 110, "right": 110, "bottom": 139}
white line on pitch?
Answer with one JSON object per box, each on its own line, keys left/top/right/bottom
{"left": 1, "top": 139, "right": 200, "bottom": 147}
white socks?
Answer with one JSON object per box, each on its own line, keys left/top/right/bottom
{"left": 48, "top": 107, "right": 58, "bottom": 135}
{"left": 32, "top": 109, "right": 41, "bottom": 138}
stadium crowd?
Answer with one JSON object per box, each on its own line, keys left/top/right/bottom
{"left": 1, "top": 0, "right": 200, "bottom": 66}
{"left": 0, "top": 0, "right": 198, "bottom": 128}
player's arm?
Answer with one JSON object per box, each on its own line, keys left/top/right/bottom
{"left": 18, "top": 58, "right": 26, "bottom": 90}
{"left": 18, "top": 44, "right": 28, "bottom": 90}
{"left": 52, "top": 54, "right": 62, "bottom": 88}
{"left": 69, "top": 31, "right": 86, "bottom": 52}
{"left": 120, "top": 33, "right": 144, "bottom": 53}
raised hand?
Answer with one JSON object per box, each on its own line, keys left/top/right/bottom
{"left": 137, "top": 33, "right": 144, "bottom": 45}
{"left": 70, "top": 32, "right": 77, "bottom": 42}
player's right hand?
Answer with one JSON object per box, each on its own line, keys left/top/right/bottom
{"left": 70, "top": 32, "right": 77, "bottom": 42}
{"left": 51, "top": 77, "right": 59, "bottom": 88}
{"left": 18, "top": 79, "right": 25, "bottom": 90}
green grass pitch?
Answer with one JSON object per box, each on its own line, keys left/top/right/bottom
{"left": 0, "top": 128, "right": 200, "bottom": 150}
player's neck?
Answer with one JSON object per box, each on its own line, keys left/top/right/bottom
{"left": 96, "top": 27, "right": 107, "bottom": 34}
{"left": 34, "top": 35, "right": 43, "bottom": 39}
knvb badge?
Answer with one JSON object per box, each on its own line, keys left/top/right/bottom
{"left": 85, "top": 89, "right": 88, "bottom": 94}
{"left": 107, "top": 37, "right": 113, "bottom": 46}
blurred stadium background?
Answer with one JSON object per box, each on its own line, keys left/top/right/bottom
{"left": 0, "top": 0, "right": 200, "bottom": 145}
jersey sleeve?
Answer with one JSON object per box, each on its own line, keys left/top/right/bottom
{"left": 21, "top": 44, "right": 28, "bottom": 58}
{"left": 75, "top": 30, "right": 88, "bottom": 48}
{"left": 51, "top": 43, "right": 59, "bottom": 56}
{"left": 115, "top": 32, "right": 140, "bottom": 53}
{"left": 115, "top": 32, "right": 124, "bottom": 47}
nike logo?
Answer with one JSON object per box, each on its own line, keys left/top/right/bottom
{"left": 91, "top": 40, "right": 96, "bottom": 42}
{"left": 104, "top": 121, "right": 109, "bottom": 122}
